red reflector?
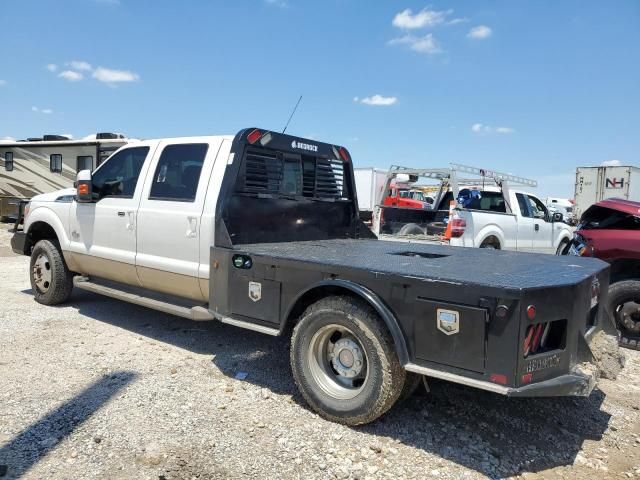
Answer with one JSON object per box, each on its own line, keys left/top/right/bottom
{"left": 247, "top": 129, "right": 262, "bottom": 144}
{"left": 526, "top": 305, "right": 536, "bottom": 320}
{"left": 531, "top": 323, "right": 544, "bottom": 353}
{"left": 521, "top": 373, "right": 533, "bottom": 384}
{"left": 523, "top": 325, "right": 534, "bottom": 357}
{"left": 338, "top": 147, "right": 350, "bottom": 162}
{"left": 490, "top": 374, "right": 508, "bottom": 385}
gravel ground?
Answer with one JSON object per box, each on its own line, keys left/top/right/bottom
{"left": 0, "top": 223, "right": 639, "bottom": 480}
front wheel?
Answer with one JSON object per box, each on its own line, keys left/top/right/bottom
{"left": 608, "top": 280, "right": 640, "bottom": 350}
{"left": 556, "top": 239, "right": 570, "bottom": 255}
{"left": 30, "top": 239, "right": 74, "bottom": 305}
{"left": 290, "top": 296, "right": 405, "bottom": 425}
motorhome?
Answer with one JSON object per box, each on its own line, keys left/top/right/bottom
{"left": 0, "top": 133, "right": 129, "bottom": 220}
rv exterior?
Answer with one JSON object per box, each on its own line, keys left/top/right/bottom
{"left": 0, "top": 133, "right": 129, "bottom": 220}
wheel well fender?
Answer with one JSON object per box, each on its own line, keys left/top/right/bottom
{"left": 25, "top": 207, "right": 68, "bottom": 251}
{"left": 283, "top": 279, "right": 410, "bottom": 365}
{"left": 477, "top": 228, "right": 504, "bottom": 249}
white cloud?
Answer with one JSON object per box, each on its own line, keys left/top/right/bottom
{"left": 46, "top": 64, "right": 58, "bottom": 72}
{"left": 265, "top": 0, "right": 287, "bottom": 6}
{"left": 1, "top": 136, "right": 15, "bottom": 141}
{"left": 467, "top": 25, "right": 492, "bottom": 39}
{"left": 389, "top": 33, "right": 442, "bottom": 55}
{"left": 392, "top": 8, "right": 452, "bottom": 29}
{"left": 601, "top": 159, "right": 622, "bottom": 167}
{"left": 58, "top": 70, "right": 84, "bottom": 82}
{"left": 355, "top": 95, "right": 398, "bottom": 106}
{"left": 32, "top": 106, "right": 54, "bottom": 114}
{"left": 67, "top": 60, "right": 92, "bottom": 71}
{"left": 92, "top": 67, "right": 140, "bottom": 84}
{"left": 471, "top": 123, "right": 514, "bottom": 134}
{"left": 0, "top": 80, "right": 6, "bottom": 87}
{"left": 447, "top": 18, "right": 468, "bottom": 25}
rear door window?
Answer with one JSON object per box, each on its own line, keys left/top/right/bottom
{"left": 149, "top": 143, "right": 209, "bottom": 202}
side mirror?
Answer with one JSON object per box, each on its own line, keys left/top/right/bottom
{"left": 552, "top": 212, "right": 563, "bottom": 222}
{"left": 76, "top": 170, "right": 94, "bottom": 203}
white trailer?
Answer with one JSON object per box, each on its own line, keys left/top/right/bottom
{"left": 574, "top": 165, "right": 640, "bottom": 219}
{"left": 0, "top": 133, "right": 129, "bottom": 219}
{"left": 354, "top": 167, "right": 387, "bottom": 221}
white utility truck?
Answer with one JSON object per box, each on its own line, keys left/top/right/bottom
{"left": 574, "top": 165, "right": 640, "bottom": 219}
{"left": 11, "top": 129, "right": 613, "bottom": 425}
{"left": 373, "top": 165, "right": 574, "bottom": 254}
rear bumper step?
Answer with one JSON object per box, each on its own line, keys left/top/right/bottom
{"left": 405, "top": 363, "right": 596, "bottom": 397}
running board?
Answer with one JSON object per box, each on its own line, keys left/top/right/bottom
{"left": 73, "top": 276, "right": 280, "bottom": 336}
{"left": 74, "top": 276, "right": 214, "bottom": 322}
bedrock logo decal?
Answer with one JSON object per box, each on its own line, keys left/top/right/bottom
{"left": 291, "top": 140, "right": 318, "bottom": 152}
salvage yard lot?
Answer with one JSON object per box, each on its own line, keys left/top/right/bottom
{"left": 0, "top": 224, "right": 639, "bottom": 480}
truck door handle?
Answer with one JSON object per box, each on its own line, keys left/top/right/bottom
{"left": 117, "top": 211, "right": 125, "bottom": 217}
{"left": 535, "top": 224, "right": 540, "bottom": 232}
{"left": 186, "top": 216, "right": 198, "bottom": 238}
{"left": 126, "top": 211, "right": 135, "bottom": 231}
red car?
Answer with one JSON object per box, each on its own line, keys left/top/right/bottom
{"left": 564, "top": 198, "right": 640, "bottom": 349}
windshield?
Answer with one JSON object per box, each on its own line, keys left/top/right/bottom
{"left": 580, "top": 205, "right": 640, "bottom": 230}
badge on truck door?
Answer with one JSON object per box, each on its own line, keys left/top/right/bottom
{"left": 249, "top": 282, "right": 262, "bottom": 302}
{"left": 437, "top": 308, "right": 460, "bottom": 335}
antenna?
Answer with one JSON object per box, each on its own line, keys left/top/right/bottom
{"left": 282, "top": 95, "right": 302, "bottom": 134}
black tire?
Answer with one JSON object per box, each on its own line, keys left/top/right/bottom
{"left": 29, "top": 239, "right": 73, "bottom": 305}
{"left": 398, "top": 372, "right": 423, "bottom": 402}
{"left": 397, "top": 223, "right": 424, "bottom": 236}
{"left": 480, "top": 242, "right": 497, "bottom": 249}
{"left": 556, "top": 239, "right": 570, "bottom": 255}
{"left": 290, "top": 296, "right": 406, "bottom": 425}
{"left": 608, "top": 280, "right": 640, "bottom": 350}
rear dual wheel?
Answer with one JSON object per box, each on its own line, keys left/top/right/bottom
{"left": 290, "top": 296, "right": 407, "bottom": 425}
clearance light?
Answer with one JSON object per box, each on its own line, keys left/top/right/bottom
{"left": 490, "top": 374, "right": 507, "bottom": 385}
{"left": 259, "top": 132, "right": 273, "bottom": 146}
{"left": 247, "top": 129, "right": 262, "bottom": 144}
{"left": 338, "top": 147, "right": 350, "bottom": 162}
{"left": 526, "top": 305, "right": 536, "bottom": 320}
{"left": 521, "top": 373, "right": 533, "bottom": 384}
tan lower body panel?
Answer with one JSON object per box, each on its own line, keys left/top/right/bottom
{"left": 136, "top": 265, "right": 206, "bottom": 303}
{"left": 66, "top": 252, "right": 141, "bottom": 287}
{"left": 66, "top": 252, "right": 207, "bottom": 303}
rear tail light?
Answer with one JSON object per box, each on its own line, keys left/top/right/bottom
{"left": 449, "top": 217, "right": 466, "bottom": 238}
{"left": 489, "top": 373, "right": 507, "bottom": 385}
{"left": 338, "top": 147, "right": 350, "bottom": 162}
{"left": 247, "top": 129, "right": 262, "bottom": 144}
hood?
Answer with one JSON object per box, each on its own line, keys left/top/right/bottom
{"left": 30, "top": 187, "right": 77, "bottom": 203}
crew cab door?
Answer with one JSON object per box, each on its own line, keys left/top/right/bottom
{"left": 135, "top": 139, "right": 222, "bottom": 302}
{"left": 68, "top": 144, "right": 154, "bottom": 285}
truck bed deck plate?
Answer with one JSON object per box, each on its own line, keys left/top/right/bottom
{"left": 237, "top": 239, "right": 606, "bottom": 292}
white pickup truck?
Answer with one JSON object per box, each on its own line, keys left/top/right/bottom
{"left": 373, "top": 165, "right": 574, "bottom": 254}
{"left": 11, "top": 131, "right": 611, "bottom": 425}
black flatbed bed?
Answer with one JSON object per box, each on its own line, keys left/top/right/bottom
{"left": 238, "top": 239, "right": 607, "bottom": 292}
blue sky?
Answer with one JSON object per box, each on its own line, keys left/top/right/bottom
{"left": 1, "top": 0, "right": 638, "bottom": 198}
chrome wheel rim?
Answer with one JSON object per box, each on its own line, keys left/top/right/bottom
{"left": 308, "top": 324, "right": 368, "bottom": 400}
{"left": 32, "top": 253, "right": 52, "bottom": 293}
